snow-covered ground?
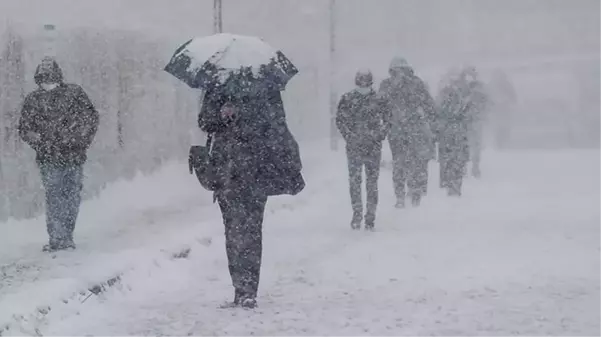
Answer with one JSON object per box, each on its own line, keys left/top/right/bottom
{"left": 0, "top": 141, "right": 599, "bottom": 336}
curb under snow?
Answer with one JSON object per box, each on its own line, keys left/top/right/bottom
{"left": 0, "top": 237, "right": 211, "bottom": 337}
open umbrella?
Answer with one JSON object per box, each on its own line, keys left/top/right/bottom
{"left": 164, "top": 33, "right": 298, "bottom": 93}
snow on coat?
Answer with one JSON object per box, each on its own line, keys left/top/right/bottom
{"left": 198, "top": 89, "right": 305, "bottom": 197}
{"left": 18, "top": 57, "right": 99, "bottom": 166}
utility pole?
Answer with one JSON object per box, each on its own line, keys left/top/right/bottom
{"left": 329, "top": 0, "right": 338, "bottom": 151}
{"left": 214, "top": 0, "right": 223, "bottom": 34}
{"left": 42, "top": 24, "right": 57, "bottom": 57}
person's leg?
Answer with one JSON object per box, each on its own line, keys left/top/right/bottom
{"left": 61, "top": 164, "right": 84, "bottom": 248}
{"left": 219, "top": 187, "right": 267, "bottom": 308}
{"left": 346, "top": 146, "right": 363, "bottom": 228}
{"left": 447, "top": 158, "right": 465, "bottom": 197}
{"left": 388, "top": 138, "right": 407, "bottom": 207}
{"left": 364, "top": 146, "right": 382, "bottom": 229}
{"left": 409, "top": 159, "right": 427, "bottom": 206}
{"left": 239, "top": 193, "right": 268, "bottom": 305}
{"left": 218, "top": 192, "right": 245, "bottom": 304}
{"left": 39, "top": 163, "right": 63, "bottom": 250}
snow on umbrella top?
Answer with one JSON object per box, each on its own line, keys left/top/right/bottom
{"left": 164, "top": 33, "right": 298, "bottom": 93}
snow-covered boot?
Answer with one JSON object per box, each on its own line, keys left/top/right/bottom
{"left": 42, "top": 243, "right": 59, "bottom": 252}
{"left": 42, "top": 238, "right": 62, "bottom": 252}
{"left": 219, "top": 289, "right": 243, "bottom": 308}
{"left": 350, "top": 211, "right": 362, "bottom": 230}
{"left": 59, "top": 239, "right": 76, "bottom": 251}
{"left": 364, "top": 212, "right": 375, "bottom": 231}
{"left": 240, "top": 297, "right": 257, "bottom": 309}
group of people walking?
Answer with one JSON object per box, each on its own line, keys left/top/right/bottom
{"left": 17, "top": 51, "right": 489, "bottom": 309}
{"left": 336, "top": 56, "right": 489, "bottom": 231}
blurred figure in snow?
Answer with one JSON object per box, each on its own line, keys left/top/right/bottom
{"left": 462, "top": 66, "right": 489, "bottom": 178}
{"left": 435, "top": 66, "right": 476, "bottom": 196}
{"left": 378, "top": 57, "right": 436, "bottom": 208}
{"left": 18, "top": 57, "right": 99, "bottom": 252}
{"left": 336, "top": 69, "right": 390, "bottom": 230}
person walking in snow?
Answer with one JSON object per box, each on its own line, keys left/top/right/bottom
{"left": 435, "top": 67, "right": 473, "bottom": 196}
{"left": 336, "top": 69, "right": 390, "bottom": 230}
{"left": 18, "top": 57, "right": 99, "bottom": 252}
{"left": 464, "top": 69, "right": 489, "bottom": 179}
{"left": 378, "top": 57, "right": 436, "bottom": 208}
{"left": 197, "top": 87, "right": 304, "bottom": 309}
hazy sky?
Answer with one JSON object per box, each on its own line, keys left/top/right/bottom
{"left": 1, "top": 0, "right": 599, "bottom": 86}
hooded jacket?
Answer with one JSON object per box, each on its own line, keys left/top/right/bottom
{"left": 378, "top": 61, "right": 436, "bottom": 158}
{"left": 18, "top": 58, "right": 99, "bottom": 166}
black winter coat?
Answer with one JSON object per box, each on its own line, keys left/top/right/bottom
{"left": 18, "top": 58, "right": 99, "bottom": 166}
{"left": 198, "top": 89, "right": 305, "bottom": 197}
{"left": 336, "top": 88, "right": 390, "bottom": 152}
{"left": 378, "top": 75, "right": 435, "bottom": 160}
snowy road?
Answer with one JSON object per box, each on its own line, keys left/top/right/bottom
{"left": 1, "top": 144, "right": 599, "bottom": 336}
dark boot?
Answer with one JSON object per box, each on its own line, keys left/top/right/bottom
{"left": 42, "top": 236, "right": 64, "bottom": 252}
{"left": 59, "top": 238, "right": 76, "bottom": 251}
{"left": 364, "top": 212, "right": 375, "bottom": 231}
{"left": 42, "top": 242, "right": 60, "bottom": 252}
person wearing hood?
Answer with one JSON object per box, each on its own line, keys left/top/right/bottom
{"left": 378, "top": 57, "right": 436, "bottom": 208}
{"left": 18, "top": 57, "right": 99, "bottom": 252}
{"left": 197, "top": 86, "right": 304, "bottom": 309}
{"left": 336, "top": 69, "right": 390, "bottom": 230}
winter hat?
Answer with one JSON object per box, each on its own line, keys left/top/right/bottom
{"left": 34, "top": 56, "right": 63, "bottom": 85}
{"left": 389, "top": 56, "right": 409, "bottom": 71}
{"left": 389, "top": 56, "right": 414, "bottom": 77}
{"left": 355, "top": 68, "right": 373, "bottom": 88}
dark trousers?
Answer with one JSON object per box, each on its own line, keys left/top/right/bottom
{"left": 39, "top": 162, "right": 84, "bottom": 244}
{"left": 346, "top": 144, "right": 381, "bottom": 220}
{"left": 388, "top": 138, "right": 428, "bottom": 199}
{"left": 218, "top": 189, "right": 267, "bottom": 299}
{"left": 440, "top": 158, "right": 466, "bottom": 196}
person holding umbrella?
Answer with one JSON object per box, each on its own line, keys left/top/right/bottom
{"left": 166, "top": 34, "right": 305, "bottom": 309}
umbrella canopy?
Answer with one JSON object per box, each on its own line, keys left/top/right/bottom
{"left": 164, "top": 33, "right": 298, "bottom": 93}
